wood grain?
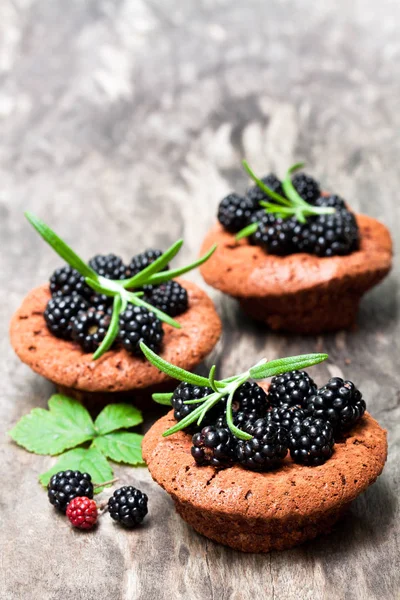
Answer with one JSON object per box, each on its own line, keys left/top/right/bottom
{"left": 0, "top": 0, "right": 399, "bottom": 598}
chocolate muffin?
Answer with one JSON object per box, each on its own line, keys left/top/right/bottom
{"left": 143, "top": 409, "right": 387, "bottom": 552}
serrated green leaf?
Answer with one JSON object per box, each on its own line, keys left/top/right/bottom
{"left": 152, "top": 393, "right": 173, "bottom": 406}
{"left": 39, "top": 448, "right": 89, "bottom": 487}
{"left": 249, "top": 353, "right": 328, "bottom": 380}
{"left": 93, "top": 432, "right": 144, "bottom": 466}
{"left": 140, "top": 342, "right": 211, "bottom": 387}
{"left": 9, "top": 395, "right": 95, "bottom": 455}
{"left": 94, "top": 403, "right": 143, "bottom": 435}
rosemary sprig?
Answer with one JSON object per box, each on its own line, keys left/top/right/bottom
{"left": 140, "top": 342, "right": 328, "bottom": 440}
{"left": 236, "top": 161, "right": 335, "bottom": 239}
{"left": 25, "top": 212, "right": 216, "bottom": 360}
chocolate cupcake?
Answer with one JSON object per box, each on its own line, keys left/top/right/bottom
{"left": 9, "top": 213, "right": 221, "bottom": 402}
{"left": 200, "top": 162, "right": 392, "bottom": 333}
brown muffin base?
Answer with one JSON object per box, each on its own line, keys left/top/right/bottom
{"left": 143, "top": 410, "right": 387, "bottom": 553}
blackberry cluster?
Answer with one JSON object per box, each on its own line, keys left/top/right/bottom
{"left": 108, "top": 486, "right": 148, "bottom": 527}
{"left": 305, "top": 377, "right": 365, "bottom": 433}
{"left": 217, "top": 171, "right": 360, "bottom": 258}
{"left": 236, "top": 419, "right": 288, "bottom": 471}
{"left": 119, "top": 306, "right": 164, "bottom": 356}
{"left": 268, "top": 370, "right": 317, "bottom": 408}
{"left": 71, "top": 309, "right": 111, "bottom": 353}
{"left": 128, "top": 249, "right": 167, "bottom": 277}
{"left": 191, "top": 426, "right": 236, "bottom": 467}
{"left": 44, "top": 295, "right": 88, "bottom": 339}
{"left": 288, "top": 417, "right": 335, "bottom": 466}
{"left": 145, "top": 281, "right": 188, "bottom": 317}
{"left": 47, "top": 470, "right": 93, "bottom": 513}
{"left": 89, "top": 253, "right": 128, "bottom": 280}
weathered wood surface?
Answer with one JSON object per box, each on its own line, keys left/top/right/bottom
{"left": 0, "top": 1, "right": 399, "bottom": 598}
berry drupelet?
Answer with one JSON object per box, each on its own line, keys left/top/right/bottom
{"left": 292, "top": 173, "right": 321, "bottom": 204}
{"left": 288, "top": 417, "right": 335, "bottom": 466}
{"left": 217, "top": 193, "right": 255, "bottom": 233}
{"left": 145, "top": 280, "right": 188, "bottom": 317}
{"left": 48, "top": 470, "right": 93, "bottom": 513}
{"left": 249, "top": 211, "right": 297, "bottom": 256}
{"left": 49, "top": 265, "right": 93, "bottom": 301}
{"left": 305, "top": 377, "right": 366, "bottom": 433}
{"left": 191, "top": 426, "right": 237, "bottom": 468}
{"left": 128, "top": 249, "right": 167, "bottom": 277}
{"left": 118, "top": 306, "right": 164, "bottom": 356}
{"left": 267, "top": 404, "right": 306, "bottom": 432}
{"left": 268, "top": 370, "right": 317, "bottom": 408}
{"left": 71, "top": 308, "right": 112, "bottom": 353}
{"left": 236, "top": 418, "right": 288, "bottom": 471}
{"left": 246, "top": 174, "right": 285, "bottom": 208}
{"left": 66, "top": 497, "right": 98, "bottom": 530}
{"left": 44, "top": 295, "right": 88, "bottom": 340}
{"left": 89, "top": 253, "right": 128, "bottom": 280}
{"left": 108, "top": 486, "right": 148, "bottom": 527}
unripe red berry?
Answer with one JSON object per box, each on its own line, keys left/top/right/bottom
{"left": 66, "top": 497, "right": 98, "bottom": 530}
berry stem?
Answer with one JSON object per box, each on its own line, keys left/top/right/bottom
{"left": 93, "top": 477, "right": 119, "bottom": 489}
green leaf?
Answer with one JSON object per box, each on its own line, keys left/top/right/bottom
{"left": 208, "top": 365, "right": 219, "bottom": 393}
{"left": 235, "top": 222, "right": 259, "bottom": 241}
{"left": 25, "top": 212, "right": 97, "bottom": 279}
{"left": 144, "top": 244, "right": 217, "bottom": 286}
{"left": 9, "top": 395, "right": 95, "bottom": 455}
{"left": 93, "top": 432, "right": 144, "bottom": 466}
{"left": 152, "top": 393, "right": 173, "bottom": 406}
{"left": 226, "top": 387, "right": 252, "bottom": 440}
{"left": 249, "top": 353, "right": 328, "bottom": 380}
{"left": 140, "top": 342, "right": 211, "bottom": 387}
{"left": 162, "top": 400, "right": 212, "bottom": 437}
{"left": 85, "top": 277, "right": 114, "bottom": 297}
{"left": 94, "top": 403, "right": 143, "bottom": 435}
{"left": 92, "top": 294, "right": 122, "bottom": 360}
{"left": 39, "top": 447, "right": 113, "bottom": 493}
{"left": 242, "top": 160, "right": 291, "bottom": 207}
{"left": 287, "top": 162, "right": 305, "bottom": 175}
{"left": 122, "top": 239, "right": 184, "bottom": 289}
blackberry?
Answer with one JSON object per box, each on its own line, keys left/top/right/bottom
{"left": 145, "top": 280, "right": 188, "bottom": 317}
{"left": 90, "top": 293, "right": 114, "bottom": 312}
{"left": 288, "top": 416, "right": 335, "bottom": 466}
{"left": 268, "top": 370, "right": 317, "bottom": 408}
{"left": 305, "top": 377, "right": 366, "bottom": 433}
{"left": 215, "top": 410, "right": 259, "bottom": 431}
{"left": 246, "top": 174, "right": 285, "bottom": 208}
{"left": 292, "top": 173, "right": 321, "bottom": 204}
{"left": 118, "top": 306, "right": 164, "bottom": 356}
{"left": 232, "top": 381, "right": 269, "bottom": 418}
{"left": 249, "top": 210, "right": 297, "bottom": 256}
{"left": 217, "top": 193, "right": 255, "bottom": 233}
{"left": 171, "top": 382, "right": 213, "bottom": 422}
{"left": 191, "top": 425, "right": 237, "bottom": 468}
{"left": 71, "top": 308, "right": 112, "bottom": 353}
{"left": 267, "top": 404, "right": 305, "bottom": 432}
{"left": 108, "top": 486, "right": 148, "bottom": 527}
{"left": 315, "top": 194, "right": 347, "bottom": 210}
{"left": 44, "top": 295, "right": 88, "bottom": 340}
{"left": 89, "top": 253, "right": 127, "bottom": 280}
{"left": 47, "top": 470, "right": 93, "bottom": 513}
{"left": 306, "top": 203, "right": 359, "bottom": 257}
{"left": 236, "top": 419, "right": 288, "bottom": 471}
{"left": 49, "top": 265, "right": 93, "bottom": 301}
{"left": 128, "top": 249, "right": 167, "bottom": 278}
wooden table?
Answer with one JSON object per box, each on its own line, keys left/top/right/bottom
{"left": 1, "top": 1, "right": 399, "bottom": 598}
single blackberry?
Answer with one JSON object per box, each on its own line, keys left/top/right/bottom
{"left": 305, "top": 377, "right": 366, "bottom": 433}
{"left": 191, "top": 425, "right": 237, "bottom": 468}
{"left": 288, "top": 417, "right": 335, "bottom": 466}
{"left": 118, "top": 306, "right": 164, "bottom": 356}
{"left": 44, "top": 295, "right": 88, "bottom": 340}
{"left": 246, "top": 174, "right": 285, "bottom": 208}
{"left": 249, "top": 210, "right": 297, "bottom": 256}
{"left": 108, "top": 486, "right": 148, "bottom": 527}
{"left": 66, "top": 497, "right": 98, "bottom": 530}
{"left": 315, "top": 194, "right": 347, "bottom": 210}
{"left": 49, "top": 265, "right": 93, "bottom": 301}
{"left": 90, "top": 293, "right": 114, "bottom": 312}
{"left": 232, "top": 381, "right": 269, "bottom": 418}
{"left": 217, "top": 193, "right": 255, "bottom": 233}
{"left": 307, "top": 204, "right": 359, "bottom": 257}
{"left": 71, "top": 308, "right": 112, "bottom": 353}
{"left": 215, "top": 410, "right": 259, "bottom": 431}
{"left": 267, "top": 404, "right": 306, "bottom": 432}
{"left": 145, "top": 280, "right": 188, "bottom": 317}
{"left": 171, "top": 382, "right": 213, "bottom": 422}
{"left": 236, "top": 419, "right": 288, "bottom": 471}
{"left": 292, "top": 173, "right": 321, "bottom": 204}
{"left": 128, "top": 249, "right": 167, "bottom": 278}
{"left": 268, "top": 370, "right": 317, "bottom": 408}
{"left": 47, "top": 470, "right": 93, "bottom": 513}
{"left": 89, "top": 253, "right": 127, "bottom": 280}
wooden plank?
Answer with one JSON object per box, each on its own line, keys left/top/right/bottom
{"left": 0, "top": 0, "right": 399, "bottom": 598}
